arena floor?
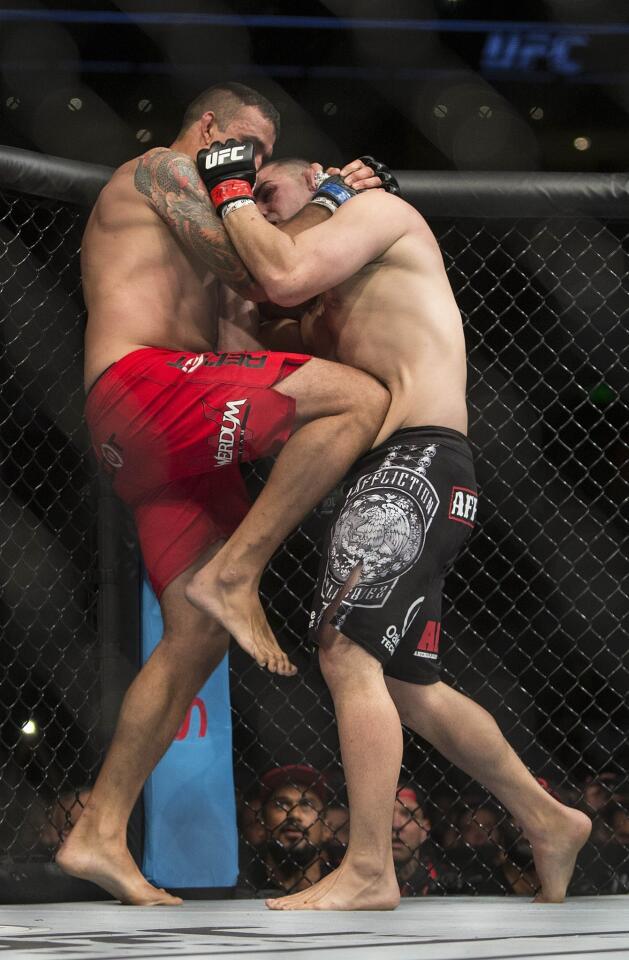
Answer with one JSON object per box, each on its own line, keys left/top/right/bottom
{"left": 1, "top": 897, "right": 626, "bottom": 959}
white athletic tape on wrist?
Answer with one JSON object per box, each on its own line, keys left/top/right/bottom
{"left": 221, "top": 197, "right": 256, "bottom": 219}
{"left": 313, "top": 171, "right": 331, "bottom": 188}
{"left": 309, "top": 196, "right": 337, "bottom": 214}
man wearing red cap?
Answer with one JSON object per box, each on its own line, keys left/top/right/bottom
{"left": 393, "top": 785, "right": 442, "bottom": 897}
{"left": 255, "top": 765, "right": 330, "bottom": 894}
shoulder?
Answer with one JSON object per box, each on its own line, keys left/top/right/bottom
{"left": 340, "top": 190, "right": 426, "bottom": 234}
{"left": 133, "top": 148, "right": 202, "bottom": 197}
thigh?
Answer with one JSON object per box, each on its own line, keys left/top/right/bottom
{"left": 273, "top": 356, "right": 384, "bottom": 426}
{"left": 135, "top": 467, "right": 250, "bottom": 599}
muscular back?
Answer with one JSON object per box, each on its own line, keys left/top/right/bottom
{"left": 82, "top": 148, "right": 261, "bottom": 392}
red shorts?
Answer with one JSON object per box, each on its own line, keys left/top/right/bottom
{"left": 85, "top": 346, "right": 310, "bottom": 597}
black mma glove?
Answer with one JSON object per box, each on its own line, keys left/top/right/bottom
{"left": 309, "top": 174, "right": 358, "bottom": 214}
{"left": 358, "top": 155, "right": 401, "bottom": 196}
{"left": 196, "top": 139, "right": 256, "bottom": 218}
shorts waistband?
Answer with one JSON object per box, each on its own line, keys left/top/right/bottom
{"left": 85, "top": 362, "right": 115, "bottom": 400}
{"left": 84, "top": 347, "right": 155, "bottom": 409}
{"left": 374, "top": 425, "right": 473, "bottom": 458}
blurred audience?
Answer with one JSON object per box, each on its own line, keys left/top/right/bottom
{"left": 237, "top": 769, "right": 629, "bottom": 897}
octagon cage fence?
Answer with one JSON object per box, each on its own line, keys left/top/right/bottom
{"left": 0, "top": 147, "right": 627, "bottom": 903}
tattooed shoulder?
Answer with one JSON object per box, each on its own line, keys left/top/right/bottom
{"left": 134, "top": 149, "right": 202, "bottom": 204}
{"left": 133, "top": 148, "right": 262, "bottom": 299}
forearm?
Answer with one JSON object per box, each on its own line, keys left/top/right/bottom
{"left": 278, "top": 203, "right": 331, "bottom": 239}
{"left": 222, "top": 205, "right": 304, "bottom": 304}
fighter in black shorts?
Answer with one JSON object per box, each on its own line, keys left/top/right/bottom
{"left": 207, "top": 148, "right": 592, "bottom": 911}
{"left": 310, "top": 427, "right": 476, "bottom": 685}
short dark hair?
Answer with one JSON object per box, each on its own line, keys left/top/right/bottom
{"left": 260, "top": 156, "right": 310, "bottom": 174}
{"left": 179, "top": 82, "right": 280, "bottom": 137}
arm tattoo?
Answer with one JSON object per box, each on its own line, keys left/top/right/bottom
{"left": 134, "top": 148, "right": 260, "bottom": 299}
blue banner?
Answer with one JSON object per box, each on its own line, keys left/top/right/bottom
{"left": 141, "top": 578, "right": 238, "bottom": 889}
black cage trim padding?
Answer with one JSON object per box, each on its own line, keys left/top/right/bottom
{"left": 1, "top": 144, "right": 629, "bottom": 217}
{"left": 0, "top": 146, "right": 113, "bottom": 206}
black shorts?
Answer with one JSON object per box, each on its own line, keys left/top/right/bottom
{"left": 309, "top": 426, "right": 477, "bottom": 684}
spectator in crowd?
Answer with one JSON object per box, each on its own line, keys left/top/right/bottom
{"left": 445, "top": 794, "right": 548, "bottom": 896}
{"left": 236, "top": 787, "right": 267, "bottom": 891}
{"left": 498, "top": 823, "right": 540, "bottom": 896}
{"left": 254, "top": 765, "right": 330, "bottom": 895}
{"left": 239, "top": 789, "right": 266, "bottom": 850}
{"left": 322, "top": 801, "right": 349, "bottom": 870}
{"left": 444, "top": 796, "right": 510, "bottom": 894}
{"left": 598, "top": 799, "right": 629, "bottom": 892}
{"left": 393, "top": 784, "right": 443, "bottom": 896}
{"left": 457, "top": 800, "right": 505, "bottom": 851}
{"left": 569, "top": 797, "right": 629, "bottom": 896}
{"left": 606, "top": 801, "right": 629, "bottom": 846}
{"left": 582, "top": 771, "right": 624, "bottom": 815}
{"left": 579, "top": 772, "right": 628, "bottom": 844}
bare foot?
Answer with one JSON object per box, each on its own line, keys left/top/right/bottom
{"left": 186, "top": 559, "right": 297, "bottom": 677}
{"left": 266, "top": 863, "right": 400, "bottom": 911}
{"left": 267, "top": 869, "right": 338, "bottom": 910}
{"left": 530, "top": 806, "right": 592, "bottom": 903}
{"left": 57, "top": 828, "right": 182, "bottom": 906}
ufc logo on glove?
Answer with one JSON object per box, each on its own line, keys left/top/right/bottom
{"left": 203, "top": 145, "right": 246, "bottom": 169}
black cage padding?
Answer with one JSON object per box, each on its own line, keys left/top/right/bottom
{"left": 2, "top": 145, "right": 629, "bottom": 216}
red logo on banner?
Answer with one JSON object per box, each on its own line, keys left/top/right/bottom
{"left": 175, "top": 697, "right": 208, "bottom": 740}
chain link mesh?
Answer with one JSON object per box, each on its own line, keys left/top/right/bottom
{"left": 0, "top": 186, "right": 627, "bottom": 898}
{"left": 0, "top": 190, "right": 100, "bottom": 876}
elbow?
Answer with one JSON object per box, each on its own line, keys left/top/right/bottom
{"left": 264, "top": 272, "right": 309, "bottom": 308}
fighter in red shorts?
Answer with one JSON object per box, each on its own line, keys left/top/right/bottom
{"left": 58, "top": 82, "right": 388, "bottom": 906}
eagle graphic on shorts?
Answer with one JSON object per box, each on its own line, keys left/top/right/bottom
{"left": 329, "top": 491, "right": 425, "bottom": 584}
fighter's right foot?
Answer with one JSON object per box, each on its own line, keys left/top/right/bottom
{"left": 266, "top": 862, "right": 400, "bottom": 911}
{"left": 56, "top": 830, "right": 182, "bottom": 906}
{"left": 529, "top": 806, "right": 592, "bottom": 903}
{"left": 186, "top": 560, "right": 297, "bottom": 677}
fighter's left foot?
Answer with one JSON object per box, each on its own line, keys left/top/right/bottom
{"left": 530, "top": 806, "right": 592, "bottom": 903}
{"left": 266, "top": 864, "right": 400, "bottom": 911}
{"left": 185, "top": 558, "right": 297, "bottom": 677}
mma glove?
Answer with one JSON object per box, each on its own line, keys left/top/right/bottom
{"left": 310, "top": 156, "right": 401, "bottom": 214}
{"left": 309, "top": 174, "right": 358, "bottom": 214}
{"left": 358, "top": 155, "right": 402, "bottom": 196}
{"left": 197, "top": 139, "right": 256, "bottom": 218}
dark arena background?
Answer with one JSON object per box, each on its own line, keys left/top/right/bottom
{"left": 0, "top": 2, "right": 628, "bottom": 958}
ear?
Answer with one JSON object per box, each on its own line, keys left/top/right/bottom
{"left": 200, "top": 110, "right": 218, "bottom": 145}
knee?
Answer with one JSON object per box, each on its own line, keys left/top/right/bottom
{"left": 349, "top": 371, "right": 389, "bottom": 424}
{"left": 162, "top": 620, "right": 229, "bottom": 669}
{"left": 318, "top": 627, "right": 383, "bottom": 695}
{"left": 318, "top": 628, "right": 355, "bottom": 687}
{"left": 388, "top": 677, "right": 444, "bottom": 728}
